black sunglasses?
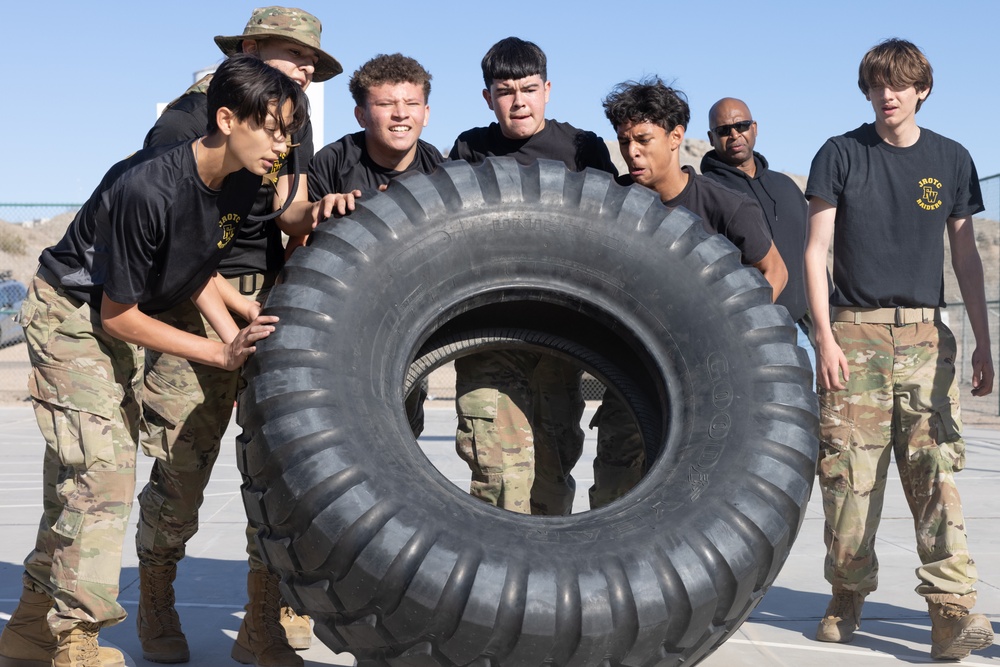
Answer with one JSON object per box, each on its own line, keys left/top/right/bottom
{"left": 711, "top": 120, "right": 754, "bottom": 136}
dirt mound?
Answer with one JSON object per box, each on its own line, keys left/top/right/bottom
{"left": 0, "top": 212, "right": 77, "bottom": 285}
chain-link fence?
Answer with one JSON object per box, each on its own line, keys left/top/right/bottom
{"left": 944, "top": 303, "right": 999, "bottom": 421}
{"left": 981, "top": 173, "right": 1000, "bottom": 225}
{"left": 965, "top": 172, "right": 1000, "bottom": 419}
{"left": 3, "top": 190, "right": 1000, "bottom": 414}
{"left": 424, "top": 364, "right": 605, "bottom": 402}
{"left": 0, "top": 205, "right": 83, "bottom": 402}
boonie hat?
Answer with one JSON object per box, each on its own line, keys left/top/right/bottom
{"left": 214, "top": 6, "right": 343, "bottom": 82}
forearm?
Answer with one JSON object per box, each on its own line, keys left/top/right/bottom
{"left": 804, "top": 200, "right": 836, "bottom": 346}
{"left": 212, "top": 273, "right": 258, "bottom": 324}
{"left": 953, "top": 251, "right": 991, "bottom": 347}
{"left": 949, "top": 217, "right": 992, "bottom": 347}
{"left": 273, "top": 171, "right": 324, "bottom": 236}
{"left": 949, "top": 218, "right": 995, "bottom": 395}
{"left": 101, "top": 299, "right": 227, "bottom": 368}
{"left": 284, "top": 234, "right": 309, "bottom": 260}
{"left": 275, "top": 199, "right": 318, "bottom": 236}
{"left": 804, "top": 248, "right": 833, "bottom": 345}
{"left": 191, "top": 277, "right": 241, "bottom": 343}
{"left": 277, "top": 190, "right": 361, "bottom": 238}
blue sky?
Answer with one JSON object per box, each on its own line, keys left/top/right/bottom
{"left": 4, "top": 1, "right": 997, "bottom": 203}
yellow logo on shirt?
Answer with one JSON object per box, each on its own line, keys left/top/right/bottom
{"left": 917, "top": 177, "right": 943, "bottom": 211}
{"left": 218, "top": 213, "right": 240, "bottom": 249}
{"left": 263, "top": 150, "right": 287, "bottom": 188}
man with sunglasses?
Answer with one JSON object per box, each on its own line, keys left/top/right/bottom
{"left": 588, "top": 77, "right": 787, "bottom": 508}
{"left": 701, "top": 98, "right": 813, "bottom": 366}
{"left": 805, "top": 38, "right": 994, "bottom": 660}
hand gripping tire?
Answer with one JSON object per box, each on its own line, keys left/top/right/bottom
{"left": 238, "top": 158, "right": 818, "bottom": 666}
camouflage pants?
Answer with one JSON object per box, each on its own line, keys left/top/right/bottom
{"left": 137, "top": 289, "right": 269, "bottom": 572}
{"left": 19, "top": 272, "right": 143, "bottom": 633}
{"left": 589, "top": 391, "right": 644, "bottom": 509}
{"left": 455, "top": 351, "right": 535, "bottom": 513}
{"left": 819, "top": 321, "right": 977, "bottom": 606}
{"left": 528, "top": 356, "right": 585, "bottom": 515}
{"left": 455, "top": 352, "right": 584, "bottom": 514}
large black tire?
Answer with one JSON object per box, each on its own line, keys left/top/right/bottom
{"left": 238, "top": 158, "right": 818, "bottom": 666}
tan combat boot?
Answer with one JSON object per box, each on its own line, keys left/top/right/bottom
{"left": 815, "top": 588, "right": 866, "bottom": 643}
{"left": 928, "top": 601, "right": 994, "bottom": 660}
{"left": 52, "top": 624, "right": 124, "bottom": 667}
{"left": 0, "top": 585, "right": 56, "bottom": 667}
{"left": 231, "top": 570, "right": 303, "bottom": 667}
{"left": 137, "top": 564, "right": 190, "bottom": 663}
{"left": 279, "top": 604, "right": 312, "bottom": 650}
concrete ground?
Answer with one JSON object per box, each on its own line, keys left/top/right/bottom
{"left": 1, "top": 402, "right": 998, "bottom": 666}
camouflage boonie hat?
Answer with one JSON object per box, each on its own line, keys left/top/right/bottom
{"left": 214, "top": 6, "right": 343, "bottom": 82}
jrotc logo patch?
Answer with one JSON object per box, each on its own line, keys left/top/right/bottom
{"left": 917, "top": 177, "right": 943, "bottom": 211}
{"left": 217, "top": 213, "right": 240, "bottom": 249}
{"left": 264, "top": 150, "right": 287, "bottom": 188}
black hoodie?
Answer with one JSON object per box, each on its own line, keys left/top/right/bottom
{"left": 700, "top": 150, "right": 808, "bottom": 322}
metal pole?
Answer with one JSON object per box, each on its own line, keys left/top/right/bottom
{"left": 960, "top": 306, "right": 969, "bottom": 387}
{"left": 994, "top": 177, "right": 1000, "bottom": 416}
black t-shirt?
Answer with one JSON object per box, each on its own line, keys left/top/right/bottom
{"left": 449, "top": 119, "right": 617, "bottom": 174}
{"left": 308, "top": 131, "right": 443, "bottom": 199}
{"left": 806, "top": 123, "right": 984, "bottom": 308}
{"left": 143, "top": 85, "right": 315, "bottom": 277}
{"left": 40, "top": 141, "right": 261, "bottom": 314}
{"left": 618, "top": 166, "right": 773, "bottom": 265}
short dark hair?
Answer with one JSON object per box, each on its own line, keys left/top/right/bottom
{"left": 603, "top": 77, "right": 690, "bottom": 133}
{"left": 481, "top": 37, "right": 546, "bottom": 88}
{"left": 858, "top": 38, "right": 933, "bottom": 111}
{"left": 348, "top": 53, "right": 432, "bottom": 106}
{"left": 206, "top": 53, "right": 308, "bottom": 136}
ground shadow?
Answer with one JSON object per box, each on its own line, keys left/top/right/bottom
{"left": 751, "top": 585, "right": 1000, "bottom": 662}
{"left": 1, "top": 557, "right": 352, "bottom": 666}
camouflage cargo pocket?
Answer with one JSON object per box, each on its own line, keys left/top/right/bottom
{"left": 20, "top": 284, "right": 53, "bottom": 353}
{"left": 930, "top": 324, "right": 965, "bottom": 470}
{"left": 29, "top": 364, "right": 122, "bottom": 472}
{"left": 456, "top": 385, "right": 500, "bottom": 420}
{"left": 931, "top": 400, "right": 966, "bottom": 472}
{"left": 817, "top": 404, "right": 855, "bottom": 480}
{"left": 456, "top": 415, "right": 502, "bottom": 476}
{"left": 19, "top": 296, "right": 38, "bottom": 332}
{"left": 142, "top": 365, "right": 199, "bottom": 430}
